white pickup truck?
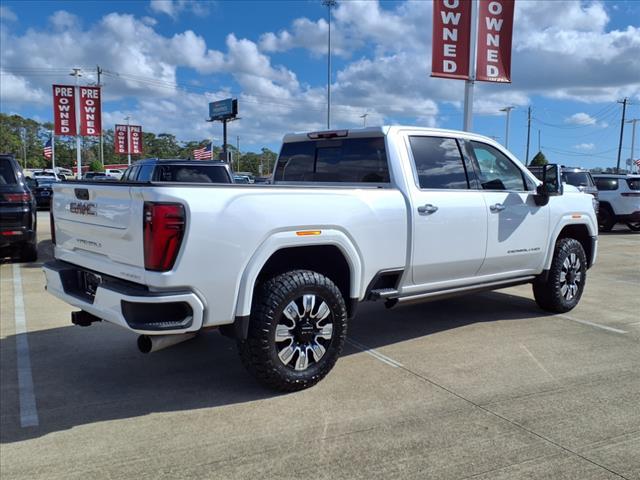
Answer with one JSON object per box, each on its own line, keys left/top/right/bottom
{"left": 45, "top": 127, "right": 598, "bottom": 391}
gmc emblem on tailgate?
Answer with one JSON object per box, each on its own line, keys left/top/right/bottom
{"left": 69, "top": 202, "right": 97, "bottom": 216}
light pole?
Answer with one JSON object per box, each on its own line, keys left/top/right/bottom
{"left": 500, "top": 106, "right": 515, "bottom": 149}
{"left": 322, "top": 0, "right": 337, "bottom": 129}
{"left": 70, "top": 68, "right": 82, "bottom": 177}
{"left": 360, "top": 113, "right": 368, "bottom": 127}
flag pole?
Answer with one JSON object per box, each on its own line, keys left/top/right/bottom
{"left": 51, "top": 130, "right": 56, "bottom": 173}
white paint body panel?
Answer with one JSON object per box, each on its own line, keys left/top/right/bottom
{"left": 47, "top": 126, "right": 598, "bottom": 335}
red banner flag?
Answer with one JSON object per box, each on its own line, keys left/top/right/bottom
{"left": 79, "top": 86, "right": 102, "bottom": 136}
{"left": 52, "top": 85, "right": 77, "bottom": 136}
{"left": 128, "top": 125, "right": 143, "bottom": 155}
{"left": 476, "top": 0, "right": 515, "bottom": 83}
{"left": 114, "top": 124, "right": 128, "bottom": 154}
{"left": 431, "top": 0, "right": 472, "bottom": 80}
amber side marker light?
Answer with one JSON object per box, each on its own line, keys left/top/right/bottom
{"left": 571, "top": 214, "right": 583, "bottom": 219}
{"left": 296, "top": 230, "right": 322, "bottom": 236}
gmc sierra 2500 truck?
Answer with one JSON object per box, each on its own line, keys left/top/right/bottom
{"left": 44, "top": 127, "right": 598, "bottom": 391}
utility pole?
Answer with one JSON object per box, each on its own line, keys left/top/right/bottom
{"left": 360, "top": 113, "right": 368, "bottom": 127}
{"left": 97, "top": 65, "right": 104, "bottom": 166}
{"left": 322, "top": 0, "right": 337, "bottom": 129}
{"left": 538, "top": 129, "right": 541, "bottom": 152}
{"left": 70, "top": 68, "right": 82, "bottom": 178}
{"left": 500, "top": 106, "right": 515, "bottom": 149}
{"left": 616, "top": 98, "right": 628, "bottom": 173}
{"left": 236, "top": 135, "right": 240, "bottom": 171}
{"left": 628, "top": 118, "right": 639, "bottom": 173}
{"left": 20, "top": 127, "right": 27, "bottom": 168}
{"left": 525, "top": 106, "right": 532, "bottom": 164}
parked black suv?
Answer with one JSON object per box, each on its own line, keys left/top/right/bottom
{"left": 0, "top": 154, "right": 38, "bottom": 261}
{"left": 121, "top": 158, "right": 233, "bottom": 183}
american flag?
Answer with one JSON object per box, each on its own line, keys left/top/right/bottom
{"left": 43, "top": 135, "right": 52, "bottom": 159}
{"left": 635, "top": 158, "right": 640, "bottom": 168}
{"left": 193, "top": 142, "right": 213, "bottom": 160}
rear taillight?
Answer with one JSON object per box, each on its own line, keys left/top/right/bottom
{"left": 143, "top": 202, "right": 186, "bottom": 272}
{"left": 621, "top": 192, "right": 640, "bottom": 197}
{"left": 3, "top": 193, "right": 31, "bottom": 202}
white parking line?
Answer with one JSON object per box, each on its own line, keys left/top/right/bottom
{"left": 558, "top": 314, "right": 628, "bottom": 335}
{"left": 12, "top": 264, "right": 39, "bottom": 427}
{"left": 346, "top": 338, "right": 404, "bottom": 368}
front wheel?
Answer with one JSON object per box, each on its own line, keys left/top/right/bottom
{"left": 626, "top": 222, "right": 640, "bottom": 232}
{"left": 238, "top": 270, "right": 347, "bottom": 391}
{"left": 533, "top": 238, "right": 587, "bottom": 313}
{"left": 598, "top": 207, "right": 615, "bottom": 232}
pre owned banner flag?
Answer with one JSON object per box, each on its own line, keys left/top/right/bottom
{"left": 79, "top": 86, "right": 102, "bottom": 136}
{"left": 431, "top": 0, "right": 472, "bottom": 80}
{"left": 128, "top": 126, "right": 143, "bottom": 154}
{"left": 114, "top": 124, "right": 128, "bottom": 154}
{"left": 476, "top": 0, "right": 515, "bottom": 83}
{"left": 52, "top": 85, "right": 77, "bottom": 135}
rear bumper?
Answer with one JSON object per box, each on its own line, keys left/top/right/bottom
{"left": 43, "top": 260, "right": 205, "bottom": 335}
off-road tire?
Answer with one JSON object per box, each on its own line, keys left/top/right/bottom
{"left": 238, "top": 270, "right": 347, "bottom": 392}
{"left": 598, "top": 206, "right": 615, "bottom": 232}
{"left": 533, "top": 238, "right": 587, "bottom": 313}
{"left": 626, "top": 222, "right": 640, "bottom": 232}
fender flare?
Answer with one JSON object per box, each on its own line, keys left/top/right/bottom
{"left": 542, "top": 216, "right": 597, "bottom": 270}
{"left": 234, "top": 229, "right": 364, "bottom": 319}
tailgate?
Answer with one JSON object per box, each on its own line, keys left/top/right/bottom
{"left": 52, "top": 182, "right": 145, "bottom": 271}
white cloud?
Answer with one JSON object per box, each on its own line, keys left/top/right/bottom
{"left": 566, "top": 112, "right": 596, "bottom": 125}
{"left": 0, "top": 71, "right": 48, "bottom": 106}
{"left": 0, "top": 5, "right": 17, "bottom": 22}
{"left": 574, "top": 143, "right": 595, "bottom": 151}
{"left": 149, "top": 0, "right": 211, "bottom": 19}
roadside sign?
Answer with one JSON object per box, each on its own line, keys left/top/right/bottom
{"left": 209, "top": 98, "right": 238, "bottom": 121}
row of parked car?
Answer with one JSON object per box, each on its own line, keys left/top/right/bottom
{"left": 529, "top": 166, "right": 640, "bottom": 232}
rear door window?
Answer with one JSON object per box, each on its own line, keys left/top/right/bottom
{"left": 625, "top": 178, "right": 640, "bottom": 190}
{"left": 0, "top": 158, "right": 18, "bottom": 185}
{"left": 594, "top": 177, "right": 618, "bottom": 190}
{"left": 274, "top": 137, "right": 389, "bottom": 183}
{"left": 408, "top": 136, "right": 469, "bottom": 189}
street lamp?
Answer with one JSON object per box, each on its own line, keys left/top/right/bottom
{"left": 322, "top": 0, "right": 337, "bottom": 129}
{"left": 500, "top": 106, "right": 515, "bottom": 149}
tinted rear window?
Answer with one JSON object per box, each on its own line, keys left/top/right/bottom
{"left": 0, "top": 159, "right": 18, "bottom": 185}
{"left": 563, "top": 171, "right": 594, "bottom": 187}
{"left": 274, "top": 137, "right": 389, "bottom": 183}
{"left": 594, "top": 177, "right": 618, "bottom": 191}
{"left": 409, "top": 136, "right": 468, "bottom": 189}
{"left": 626, "top": 179, "right": 640, "bottom": 190}
{"left": 153, "top": 165, "right": 230, "bottom": 183}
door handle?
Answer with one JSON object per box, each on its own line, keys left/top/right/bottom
{"left": 417, "top": 204, "right": 438, "bottom": 214}
{"left": 490, "top": 203, "right": 506, "bottom": 212}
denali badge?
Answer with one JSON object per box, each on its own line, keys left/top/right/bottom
{"left": 69, "top": 202, "right": 97, "bottom": 216}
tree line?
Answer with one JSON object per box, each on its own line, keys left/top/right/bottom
{"left": 0, "top": 113, "right": 277, "bottom": 176}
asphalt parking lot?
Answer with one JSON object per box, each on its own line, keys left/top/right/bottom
{"left": 1, "top": 211, "right": 639, "bottom": 480}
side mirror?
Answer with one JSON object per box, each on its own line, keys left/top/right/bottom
{"left": 534, "top": 164, "right": 563, "bottom": 206}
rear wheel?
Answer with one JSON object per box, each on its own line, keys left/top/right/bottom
{"left": 238, "top": 270, "right": 347, "bottom": 391}
{"left": 533, "top": 238, "right": 587, "bottom": 313}
{"left": 598, "top": 206, "right": 615, "bottom": 232}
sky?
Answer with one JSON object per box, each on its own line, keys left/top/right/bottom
{"left": 1, "top": 0, "right": 639, "bottom": 169}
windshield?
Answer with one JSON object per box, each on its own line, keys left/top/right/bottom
{"left": 0, "top": 158, "right": 18, "bottom": 185}
{"left": 562, "top": 171, "right": 594, "bottom": 187}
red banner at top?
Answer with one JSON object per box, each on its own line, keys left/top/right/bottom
{"left": 52, "top": 85, "right": 77, "bottom": 136}
{"left": 79, "top": 86, "right": 102, "bottom": 136}
{"left": 114, "top": 124, "right": 128, "bottom": 154}
{"left": 476, "top": 0, "right": 515, "bottom": 83}
{"left": 431, "top": 0, "right": 472, "bottom": 80}
{"left": 128, "top": 125, "right": 143, "bottom": 155}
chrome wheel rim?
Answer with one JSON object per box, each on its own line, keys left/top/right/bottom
{"left": 275, "top": 294, "right": 333, "bottom": 371}
{"left": 559, "top": 253, "right": 582, "bottom": 301}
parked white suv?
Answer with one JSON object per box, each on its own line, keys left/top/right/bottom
{"left": 592, "top": 174, "right": 640, "bottom": 232}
